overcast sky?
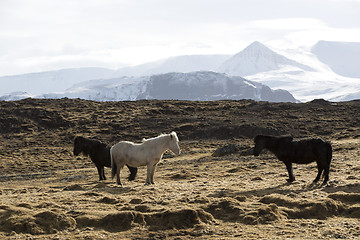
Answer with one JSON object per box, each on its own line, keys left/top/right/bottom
{"left": 1, "top": 0, "right": 359, "bottom": 76}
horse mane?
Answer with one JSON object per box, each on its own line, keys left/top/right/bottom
{"left": 255, "top": 134, "right": 293, "bottom": 142}
{"left": 141, "top": 131, "right": 179, "bottom": 143}
{"left": 274, "top": 135, "right": 293, "bottom": 142}
{"left": 170, "top": 131, "right": 179, "bottom": 142}
{"left": 141, "top": 134, "right": 168, "bottom": 143}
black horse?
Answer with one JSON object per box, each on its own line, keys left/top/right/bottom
{"left": 253, "top": 135, "right": 332, "bottom": 185}
{"left": 73, "top": 136, "right": 137, "bottom": 181}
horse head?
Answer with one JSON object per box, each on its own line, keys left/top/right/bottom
{"left": 253, "top": 135, "right": 267, "bottom": 156}
{"left": 73, "top": 136, "right": 84, "bottom": 156}
{"left": 169, "top": 131, "right": 181, "bottom": 155}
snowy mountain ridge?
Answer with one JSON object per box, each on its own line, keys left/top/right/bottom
{"left": 0, "top": 40, "right": 359, "bottom": 102}
{"left": 311, "top": 40, "right": 360, "bottom": 78}
{"left": 241, "top": 42, "right": 360, "bottom": 102}
{"left": 217, "top": 41, "right": 314, "bottom": 76}
{"left": 0, "top": 67, "right": 114, "bottom": 96}
{"left": 2, "top": 72, "right": 296, "bottom": 102}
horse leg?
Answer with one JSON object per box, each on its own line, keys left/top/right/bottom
{"left": 313, "top": 164, "right": 324, "bottom": 183}
{"left": 149, "top": 164, "right": 157, "bottom": 184}
{"left": 116, "top": 162, "right": 125, "bottom": 186}
{"left": 96, "top": 165, "right": 104, "bottom": 181}
{"left": 284, "top": 162, "right": 295, "bottom": 182}
{"left": 127, "top": 165, "right": 137, "bottom": 181}
{"left": 101, "top": 167, "right": 106, "bottom": 180}
{"left": 146, "top": 164, "right": 154, "bottom": 185}
{"left": 321, "top": 150, "right": 331, "bottom": 185}
{"left": 322, "top": 164, "right": 330, "bottom": 185}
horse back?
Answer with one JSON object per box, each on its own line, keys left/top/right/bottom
{"left": 111, "top": 141, "right": 134, "bottom": 160}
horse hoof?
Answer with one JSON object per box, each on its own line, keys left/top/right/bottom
{"left": 309, "top": 181, "right": 317, "bottom": 186}
{"left": 286, "top": 179, "right": 295, "bottom": 183}
{"left": 321, "top": 181, "right": 328, "bottom": 187}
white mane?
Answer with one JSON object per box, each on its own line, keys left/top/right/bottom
{"left": 170, "top": 131, "right": 179, "bottom": 142}
{"left": 142, "top": 131, "right": 178, "bottom": 143}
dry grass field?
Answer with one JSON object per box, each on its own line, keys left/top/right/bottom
{"left": 0, "top": 98, "right": 359, "bottom": 239}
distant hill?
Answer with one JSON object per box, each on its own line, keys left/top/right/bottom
{"left": 136, "top": 71, "right": 296, "bottom": 102}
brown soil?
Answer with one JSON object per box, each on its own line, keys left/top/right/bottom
{"left": 0, "top": 98, "right": 359, "bottom": 239}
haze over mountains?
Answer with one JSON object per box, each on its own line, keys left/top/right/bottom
{"left": 113, "top": 55, "right": 231, "bottom": 77}
{"left": 0, "top": 40, "right": 359, "bottom": 102}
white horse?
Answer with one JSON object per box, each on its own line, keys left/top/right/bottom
{"left": 110, "top": 131, "right": 180, "bottom": 185}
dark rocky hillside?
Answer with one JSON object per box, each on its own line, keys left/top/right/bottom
{"left": 0, "top": 98, "right": 358, "bottom": 175}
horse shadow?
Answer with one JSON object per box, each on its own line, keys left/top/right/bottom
{"left": 320, "top": 182, "right": 360, "bottom": 194}
{"left": 59, "top": 179, "right": 135, "bottom": 195}
{"left": 233, "top": 181, "right": 325, "bottom": 198}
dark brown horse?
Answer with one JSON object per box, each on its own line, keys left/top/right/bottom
{"left": 73, "top": 136, "right": 137, "bottom": 181}
{"left": 253, "top": 135, "right": 332, "bottom": 185}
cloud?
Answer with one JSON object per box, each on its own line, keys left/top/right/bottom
{"left": 248, "top": 18, "right": 326, "bottom": 30}
{"left": 0, "top": 0, "right": 359, "bottom": 76}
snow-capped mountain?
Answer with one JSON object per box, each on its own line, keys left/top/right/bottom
{"left": 42, "top": 76, "right": 148, "bottom": 101}
{"left": 0, "top": 92, "right": 35, "bottom": 101}
{"left": 311, "top": 41, "right": 360, "bottom": 78}
{"left": 217, "top": 41, "right": 314, "bottom": 76}
{"left": 245, "top": 65, "right": 360, "bottom": 102}
{"left": 16, "top": 71, "right": 296, "bottom": 102}
{"left": 0, "top": 41, "right": 359, "bottom": 102}
{"left": 0, "top": 67, "right": 115, "bottom": 96}
{"left": 218, "top": 41, "right": 360, "bottom": 102}
{"left": 113, "top": 54, "right": 230, "bottom": 77}
{"left": 332, "top": 91, "right": 360, "bottom": 102}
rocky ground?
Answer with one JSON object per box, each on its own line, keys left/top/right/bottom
{"left": 0, "top": 98, "right": 359, "bottom": 239}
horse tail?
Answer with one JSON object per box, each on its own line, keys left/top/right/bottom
{"left": 110, "top": 146, "right": 117, "bottom": 179}
{"left": 326, "top": 141, "right": 332, "bottom": 165}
